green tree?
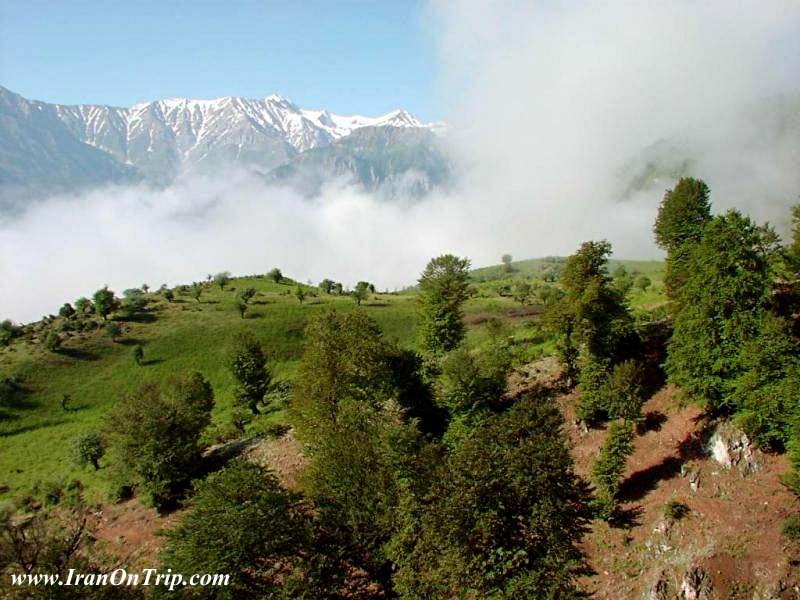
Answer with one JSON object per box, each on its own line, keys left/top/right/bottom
{"left": 159, "top": 461, "right": 311, "bottom": 599}
{"left": 437, "top": 347, "right": 507, "bottom": 447}
{"left": 235, "top": 300, "right": 247, "bottom": 319}
{"left": 132, "top": 345, "right": 144, "bottom": 366}
{"left": 93, "top": 287, "right": 118, "bottom": 320}
{"left": 291, "top": 309, "right": 391, "bottom": 440}
{"left": 653, "top": 177, "right": 712, "bottom": 301}
{"left": 591, "top": 419, "right": 635, "bottom": 520}
{"left": 238, "top": 287, "right": 256, "bottom": 305}
{"left": 72, "top": 432, "right": 104, "bottom": 470}
{"left": 352, "top": 281, "right": 370, "bottom": 305}
{"left": 120, "top": 289, "right": 147, "bottom": 319}
{"left": 633, "top": 275, "right": 652, "bottom": 292}
{"left": 105, "top": 321, "right": 122, "bottom": 343}
{"left": 319, "top": 278, "right": 335, "bottom": 294}
{"left": 603, "top": 360, "right": 646, "bottom": 423}
{"left": 501, "top": 253, "right": 513, "bottom": 272}
{"left": 268, "top": 268, "right": 283, "bottom": 283}
{"left": 59, "top": 303, "right": 75, "bottom": 319}
{"left": 545, "top": 241, "right": 634, "bottom": 383}
{"left": 163, "top": 289, "right": 174, "bottom": 303}
{"left": 74, "top": 297, "right": 93, "bottom": 315}
{"left": 789, "top": 204, "right": 800, "bottom": 270}
{"left": 666, "top": 210, "right": 780, "bottom": 412}
{"left": 213, "top": 271, "right": 231, "bottom": 290}
{"left": 107, "top": 372, "right": 214, "bottom": 508}
{"left": 417, "top": 254, "right": 472, "bottom": 356}
{"left": 228, "top": 333, "right": 271, "bottom": 415}
{"left": 612, "top": 264, "right": 634, "bottom": 296}
{"left": 295, "top": 286, "right": 305, "bottom": 304}
{"left": 390, "top": 399, "right": 590, "bottom": 597}
{"left": 512, "top": 280, "right": 532, "bottom": 304}
{"left": 191, "top": 284, "right": 202, "bottom": 303}
{"left": 290, "top": 309, "right": 429, "bottom": 582}
{"left": 44, "top": 331, "right": 61, "bottom": 353}
{"left": 333, "top": 282, "right": 343, "bottom": 295}
{"left": 731, "top": 313, "right": 800, "bottom": 450}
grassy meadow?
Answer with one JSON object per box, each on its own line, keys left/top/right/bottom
{"left": 0, "top": 258, "right": 665, "bottom": 503}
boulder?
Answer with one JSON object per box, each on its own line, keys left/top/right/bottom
{"left": 707, "top": 421, "right": 759, "bottom": 476}
{"left": 679, "top": 566, "right": 714, "bottom": 600}
{"left": 644, "top": 570, "right": 671, "bottom": 600}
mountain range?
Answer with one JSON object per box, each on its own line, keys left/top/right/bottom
{"left": 0, "top": 86, "right": 449, "bottom": 207}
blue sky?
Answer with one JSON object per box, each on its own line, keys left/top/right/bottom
{"left": 0, "top": 0, "right": 442, "bottom": 119}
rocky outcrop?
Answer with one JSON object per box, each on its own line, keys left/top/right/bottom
{"left": 679, "top": 566, "right": 714, "bottom": 600}
{"left": 706, "top": 421, "right": 759, "bottom": 476}
{"left": 644, "top": 571, "right": 671, "bottom": 600}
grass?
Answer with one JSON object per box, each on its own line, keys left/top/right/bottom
{"left": 0, "top": 278, "right": 419, "bottom": 501}
{"left": 0, "top": 257, "right": 666, "bottom": 503}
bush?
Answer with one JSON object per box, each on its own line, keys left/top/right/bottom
{"left": 104, "top": 322, "right": 122, "bottom": 342}
{"left": 783, "top": 514, "right": 800, "bottom": 540}
{"left": 159, "top": 461, "right": 313, "bottom": 598}
{"left": 664, "top": 500, "right": 690, "bottom": 522}
{"left": 591, "top": 420, "right": 635, "bottom": 520}
{"left": 72, "top": 432, "right": 104, "bottom": 470}
{"left": 106, "top": 372, "right": 214, "bottom": 508}
{"left": 228, "top": 332, "right": 271, "bottom": 415}
{"left": 132, "top": 345, "right": 144, "bottom": 366}
{"left": 43, "top": 331, "right": 62, "bottom": 353}
{"left": 390, "top": 399, "right": 590, "bottom": 598}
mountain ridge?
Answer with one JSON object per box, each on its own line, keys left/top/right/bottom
{"left": 0, "top": 86, "right": 448, "bottom": 205}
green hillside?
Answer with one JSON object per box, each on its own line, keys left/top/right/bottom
{"left": 0, "top": 259, "right": 665, "bottom": 503}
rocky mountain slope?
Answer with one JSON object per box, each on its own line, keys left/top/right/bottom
{"left": 0, "top": 86, "right": 448, "bottom": 205}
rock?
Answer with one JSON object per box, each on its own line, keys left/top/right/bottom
{"left": 688, "top": 470, "right": 700, "bottom": 492}
{"left": 707, "top": 421, "right": 759, "bottom": 476}
{"left": 644, "top": 570, "right": 671, "bottom": 600}
{"left": 679, "top": 566, "right": 714, "bottom": 600}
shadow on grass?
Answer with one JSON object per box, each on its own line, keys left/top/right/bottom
{"left": 60, "top": 347, "right": 101, "bottom": 361}
{"left": 117, "top": 313, "right": 157, "bottom": 324}
{"left": 141, "top": 358, "right": 164, "bottom": 366}
{"left": 0, "top": 418, "right": 67, "bottom": 437}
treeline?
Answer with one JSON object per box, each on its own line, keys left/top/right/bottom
{"left": 544, "top": 177, "right": 800, "bottom": 518}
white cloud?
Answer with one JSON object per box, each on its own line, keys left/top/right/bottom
{"left": 1, "top": 0, "right": 798, "bottom": 322}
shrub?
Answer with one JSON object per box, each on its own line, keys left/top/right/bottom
{"left": 132, "top": 345, "right": 144, "bottom": 365}
{"left": 591, "top": 420, "right": 635, "bottom": 520}
{"left": 228, "top": 332, "right": 271, "bottom": 415}
{"left": 72, "top": 432, "right": 104, "bottom": 470}
{"left": 664, "top": 500, "right": 690, "bottom": 522}
{"left": 43, "top": 331, "right": 61, "bottom": 353}
{"left": 106, "top": 372, "right": 214, "bottom": 508}
{"left": 782, "top": 514, "right": 800, "bottom": 540}
{"left": 159, "top": 461, "right": 313, "bottom": 598}
{"left": 390, "top": 399, "right": 590, "bottom": 598}
{"left": 104, "top": 322, "right": 122, "bottom": 342}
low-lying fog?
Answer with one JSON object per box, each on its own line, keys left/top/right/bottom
{"left": 2, "top": 0, "right": 798, "bottom": 322}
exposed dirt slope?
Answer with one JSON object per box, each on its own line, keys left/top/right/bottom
{"left": 560, "top": 386, "right": 800, "bottom": 598}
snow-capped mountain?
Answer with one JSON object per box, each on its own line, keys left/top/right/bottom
{"left": 0, "top": 85, "right": 448, "bottom": 206}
